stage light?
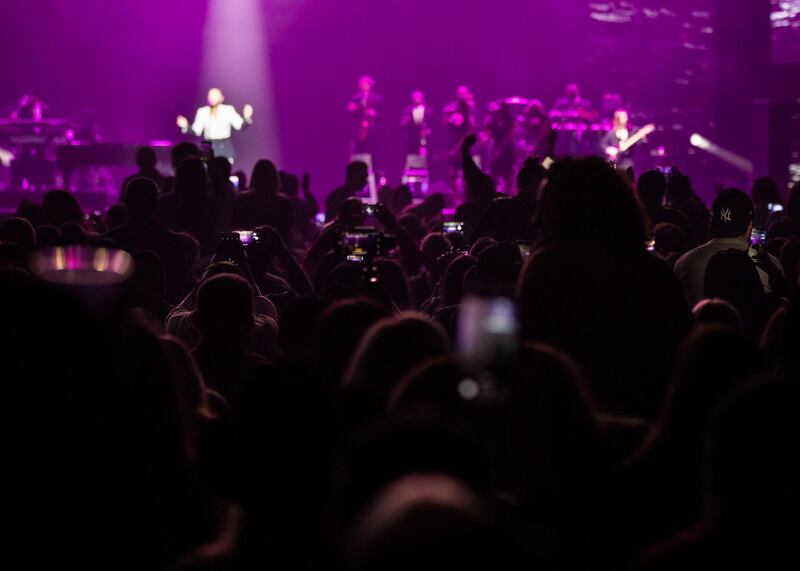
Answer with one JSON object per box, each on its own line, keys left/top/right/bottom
{"left": 201, "top": 0, "right": 281, "bottom": 172}
{"left": 689, "top": 133, "right": 753, "bottom": 174}
{"left": 690, "top": 133, "right": 710, "bottom": 149}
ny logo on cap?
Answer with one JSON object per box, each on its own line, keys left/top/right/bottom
{"left": 720, "top": 208, "right": 732, "bottom": 223}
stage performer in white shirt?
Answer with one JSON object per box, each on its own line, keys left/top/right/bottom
{"left": 176, "top": 87, "right": 253, "bottom": 162}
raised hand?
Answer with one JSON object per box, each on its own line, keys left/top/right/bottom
{"left": 176, "top": 115, "right": 189, "bottom": 130}
{"left": 462, "top": 133, "right": 478, "bottom": 152}
{"left": 243, "top": 104, "right": 254, "bottom": 121}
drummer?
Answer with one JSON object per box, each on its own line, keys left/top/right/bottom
{"left": 549, "top": 83, "right": 596, "bottom": 157}
{"left": 549, "top": 83, "right": 594, "bottom": 122}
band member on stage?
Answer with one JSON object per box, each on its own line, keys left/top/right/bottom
{"left": 176, "top": 87, "right": 253, "bottom": 163}
{"left": 601, "top": 109, "right": 645, "bottom": 171}
{"left": 484, "top": 101, "right": 516, "bottom": 193}
{"left": 444, "top": 85, "right": 476, "bottom": 188}
{"left": 347, "top": 76, "right": 381, "bottom": 157}
{"left": 549, "top": 83, "right": 595, "bottom": 158}
{"left": 401, "top": 90, "right": 432, "bottom": 157}
{"left": 522, "top": 99, "right": 551, "bottom": 158}
{"left": 550, "top": 83, "right": 594, "bottom": 119}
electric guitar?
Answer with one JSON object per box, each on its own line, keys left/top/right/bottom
{"left": 605, "top": 123, "right": 655, "bottom": 159}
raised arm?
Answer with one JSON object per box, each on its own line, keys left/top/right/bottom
{"left": 260, "top": 226, "right": 313, "bottom": 296}
{"left": 230, "top": 104, "right": 254, "bottom": 131}
{"left": 301, "top": 173, "right": 320, "bottom": 215}
{"left": 461, "top": 134, "right": 484, "bottom": 197}
{"left": 374, "top": 203, "right": 424, "bottom": 275}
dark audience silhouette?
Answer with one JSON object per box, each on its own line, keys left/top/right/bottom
{"left": 2, "top": 125, "right": 797, "bottom": 571}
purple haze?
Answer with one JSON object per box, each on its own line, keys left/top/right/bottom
{"left": 1, "top": 0, "right": 798, "bottom": 199}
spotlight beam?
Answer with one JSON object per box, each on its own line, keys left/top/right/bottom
{"left": 690, "top": 133, "right": 753, "bottom": 174}
{"left": 201, "top": 0, "right": 281, "bottom": 172}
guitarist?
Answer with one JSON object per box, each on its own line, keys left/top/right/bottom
{"left": 347, "top": 76, "right": 381, "bottom": 157}
{"left": 601, "top": 109, "right": 654, "bottom": 170}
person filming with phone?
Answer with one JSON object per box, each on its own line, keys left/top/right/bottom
{"left": 674, "top": 188, "right": 785, "bottom": 308}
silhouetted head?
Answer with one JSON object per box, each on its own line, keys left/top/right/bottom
{"left": 170, "top": 141, "right": 201, "bottom": 171}
{"left": 208, "top": 155, "right": 232, "bottom": 179}
{"left": 516, "top": 157, "right": 546, "bottom": 198}
{"left": 42, "top": 190, "right": 84, "bottom": 227}
{"left": 250, "top": 159, "right": 280, "bottom": 196}
{"left": 374, "top": 258, "right": 410, "bottom": 309}
{"left": 346, "top": 161, "right": 370, "bottom": 189}
{"left": 421, "top": 233, "right": 452, "bottom": 270}
{"left": 207, "top": 87, "right": 225, "bottom": 107}
{"left": 710, "top": 188, "right": 753, "bottom": 239}
{"left": 540, "top": 157, "right": 648, "bottom": 249}
{"left": 0, "top": 217, "right": 35, "bottom": 251}
{"left": 135, "top": 146, "right": 158, "bottom": 170}
{"left": 469, "top": 237, "right": 496, "bottom": 258}
{"left": 377, "top": 185, "right": 394, "bottom": 208}
{"left": 388, "top": 356, "right": 467, "bottom": 415}
{"left": 653, "top": 222, "right": 688, "bottom": 256}
{"left": 344, "top": 313, "right": 450, "bottom": 400}
{"left": 637, "top": 169, "right": 667, "bottom": 210}
{"left": 314, "top": 297, "right": 393, "bottom": 387}
{"left": 124, "top": 177, "right": 159, "bottom": 216}
{"left": 665, "top": 169, "right": 694, "bottom": 204}
{"left": 345, "top": 474, "right": 506, "bottom": 571}
{"left": 693, "top": 298, "right": 745, "bottom": 334}
{"left": 441, "top": 254, "right": 476, "bottom": 307}
{"left": 196, "top": 273, "right": 254, "bottom": 349}
{"left": 392, "top": 185, "right": 413, "bottom": 213}
{"left": 174, "top": 156, "right": 210, "bottom": 202}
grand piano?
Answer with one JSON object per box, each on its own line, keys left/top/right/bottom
{"left": 56, "top": 142, "right": 173, "bottom": 189}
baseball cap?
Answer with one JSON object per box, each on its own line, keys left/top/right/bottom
{"left": 711, "top": 188, "right": 753, "bottom": 238}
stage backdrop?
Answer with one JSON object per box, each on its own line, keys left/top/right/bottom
{"left": 1, "top": 0, "right": 791, "bottom": 197}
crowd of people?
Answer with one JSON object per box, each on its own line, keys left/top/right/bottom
{"left": 1, "top": 135, "right": 799, "bottom": 570}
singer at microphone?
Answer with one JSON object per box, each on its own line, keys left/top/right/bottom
{"left": 176, "top": 87, "right": 253, "bottom": 163}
